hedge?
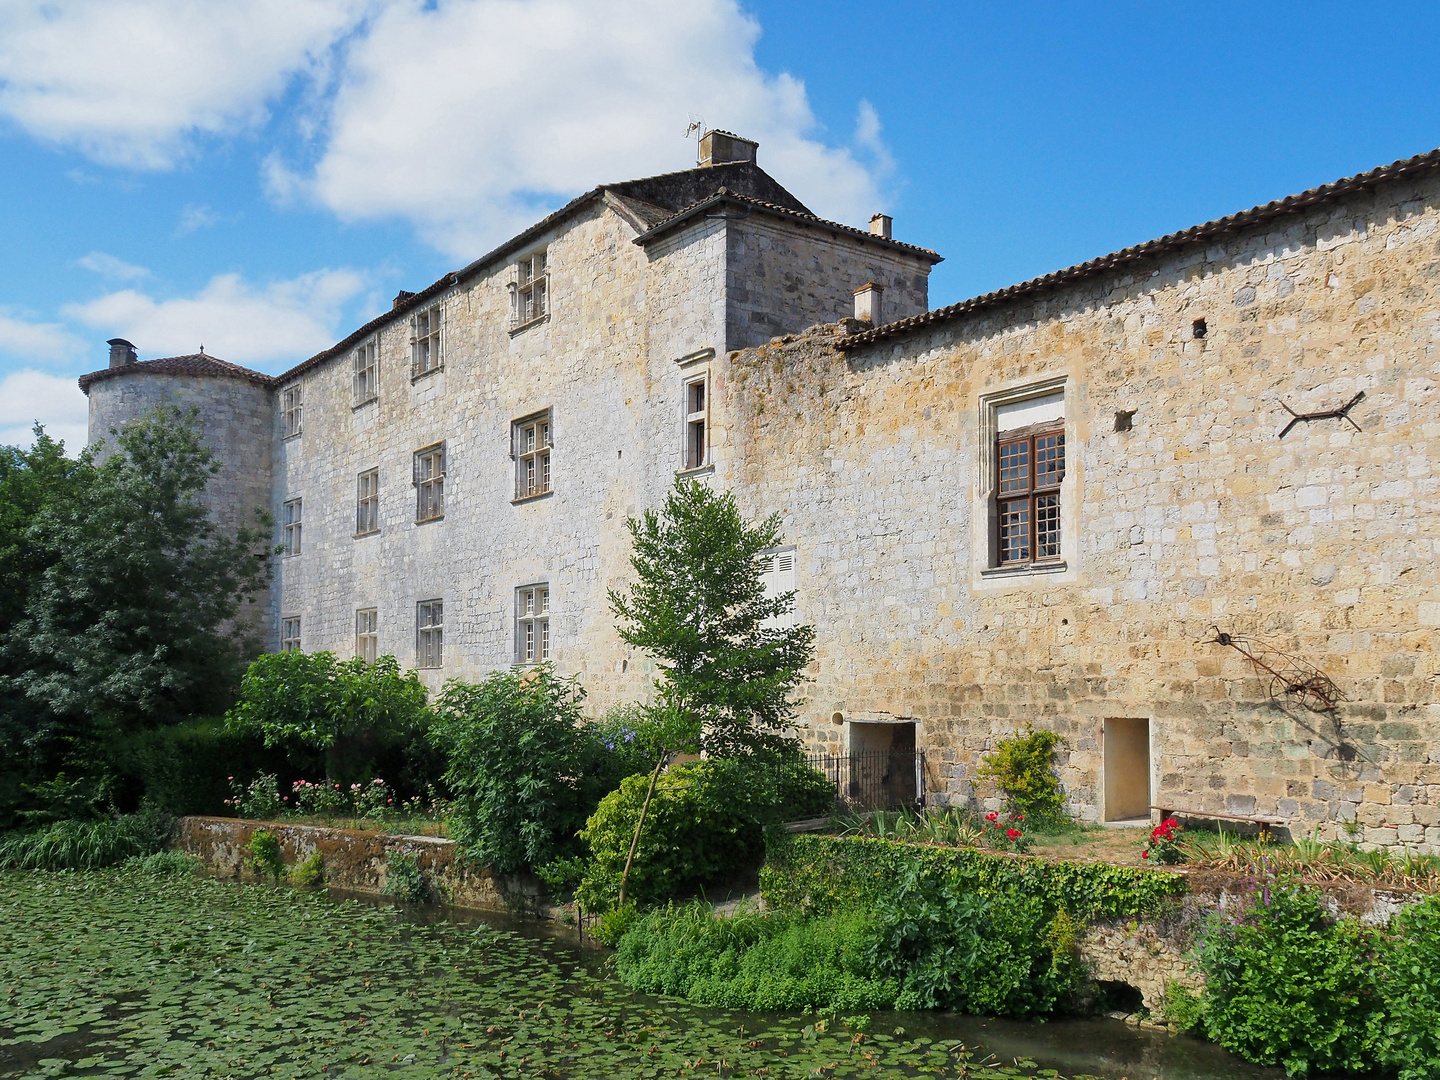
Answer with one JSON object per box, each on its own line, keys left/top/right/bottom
{"left": 761, "top": 833, "right": 1187, "bottom": 921}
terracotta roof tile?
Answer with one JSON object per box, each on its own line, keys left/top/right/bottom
{"left": 78, "top": 352, "right": 275, "bottom": 393}
{"left": 838, "top": 146, "right": 1440, "bottom": 349}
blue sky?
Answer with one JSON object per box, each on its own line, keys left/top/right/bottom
{"left": 2, "top": 0, "right": 1439, "bottom": 450}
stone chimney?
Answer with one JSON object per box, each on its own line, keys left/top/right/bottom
{"left": 107, "top": 338, "right": 137, "bottom": 369}
{"left": 853, "top": 283, "right": 883, "bottom": 324}
{"left": 869, "top": 214, "right": 892, "bottom": 239}
{"left": 698, "top": 130, "right": 758, "bottom": 168}
{"left": 393, "top": 290, "right": 416, "bottom": 310}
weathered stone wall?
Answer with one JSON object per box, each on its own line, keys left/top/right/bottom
{"left": 724, "top": 215, "right": 933, "bottom": 348}
{"left": 716, "top": 173, "right": 1440, "bottom": 850}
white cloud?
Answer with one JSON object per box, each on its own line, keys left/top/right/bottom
{"left": 0, "top": 310, "right": 86, "bottom": 363}
{"left": 174, "top": 204, "right": 227, "bottom": 236}
{"left": 0, "top": 370, "right": 89, "bottom": 452}
{"left": 77, "top": 251, "right": 150, "bottom": 281}
{"left": 285, "top": 0, "right": 890, "bottom": 256}
{"left": 63, "top": 269, "right": 369, "bottom": 368}
{"left": 0, "top": 0, "right": 369, "bottom": 169}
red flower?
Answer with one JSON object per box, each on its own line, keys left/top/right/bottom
{"left": 1142, "top": 850, "right": 1150, "bottom": 859}
{"left": 985, "top": 812, "right": 999, "bottom": 822}
{"left": 1006, "top": 828, "right": 1022, "bottom": 839}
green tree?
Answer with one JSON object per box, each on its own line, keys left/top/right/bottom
{"left": 0, "top": 426, "right": 85, "bottom": 825}
{"left": 7, "top": 406, "right": 272, "bottom": 789}
{"left": 226, "top": 651, "right": 431, "bottom": 784}
{"left": 608, "top": 477, "right": 815, "bottom": 759}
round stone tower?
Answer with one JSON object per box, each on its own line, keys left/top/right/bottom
{"left": 78, "top": 338, "right": 275, "bottom": 558}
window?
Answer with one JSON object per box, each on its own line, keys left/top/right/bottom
{"left": 758, "top": 547, "right": 798, "bottom": 629}
{"left": 516, "top": 584, "right": 550, "bottom": 663}
{"left": 355, "top": 608, "right": 378, "bottom": 662}
{"left": 416, "top": 600, "right": 443, "bottom": 668}
{"left": 353, "top": 339, "right": 378, "bottom": 405}
{"left": 411, "top": 305, "right": 443, "bottom": 378}
{"left": 684, "top": 374, "right": 708, "bottom": 469}
{"left": 280, "top": 617, "right": 302, "bottom": 653}
{"left": 413, "top": 443, "right": 445, "bottom": 522}
{"left": 997, "top": 423, "right": 1065, "bottom": 565}
{"left": 282, "top": 497, "right": 302, "bottom": 556}
{"left": 513, "top": 412, "right": 552, "bottom": 498}
{"left": 356, "top": 469, "right": 379, "bottom": 535}
{"left": 510, "top": 249, "right": 548, "bottom": 328}
{"left": 281, "top": 382, "right": 303, "bottom": 438}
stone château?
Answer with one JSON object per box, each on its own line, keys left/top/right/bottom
{"left": 80, "top": 132, "right": 1440, "bottom": 851}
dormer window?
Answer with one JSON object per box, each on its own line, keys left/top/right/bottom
{"left": 510, "top": 249, "right": 548, "bottom": 329}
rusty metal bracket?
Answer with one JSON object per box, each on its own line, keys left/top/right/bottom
{"left": 1278, "top": 391, "right": 1364, "bottom": 438}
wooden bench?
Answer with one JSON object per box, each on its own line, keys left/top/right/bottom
{"left": 1151, "top": 805, "right": 1288, "bottom": 829}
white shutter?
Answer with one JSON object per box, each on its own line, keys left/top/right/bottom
{"left": 759, "top": 549, "right": 798, "bottom": 630}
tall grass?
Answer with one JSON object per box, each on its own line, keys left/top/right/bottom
{"left": 0, "top": 807, "right": 172, "bottom": 871}
{"left": 1184, "top": 828, "right": 1440, "bottom": 891}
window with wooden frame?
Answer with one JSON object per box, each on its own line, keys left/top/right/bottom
{"left": 353, "top": 339, "right": 378, "bottom": 405}
{"left": 355, "top": 469, "right": 379, "bottom": 536}
{"left": 281, "top": 382, "right": 303, "bottom": 438}
{"left": 355, "top": 608, "right": 377, "bottom": 662}
{"left": 416, "top": 600, "right": 443, "bottom": 668}
{"left": 996, "top": 422, "right": 1065, "bottom": 566}
{"left": 683, "top": 373, "right": 708, "bottom": 469}
{"left": 510, "top": 249, "right": 548, "bottom": 329}
{"left": 413, "top": 442, "right": 445, "bottom": 522}
{"left": 410, "top": 304, "right": 443, "bottom": 378}
{"left": 280, "top": 617, "right": 302, "bottom": 653}
{"left": 282, "top": 497, "right": 302, "bottom": 556}
{"left": 515, "top": 584, "right": 550, "bottom": 664}
{"left": 512, "top": 411, "right": 552, "bottom": 498}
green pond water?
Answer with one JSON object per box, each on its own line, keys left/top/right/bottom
{"left": 0, "top": 869, "right": 1280, "bottom": 1080}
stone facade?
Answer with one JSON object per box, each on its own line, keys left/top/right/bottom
{"left": 82, "top": 142, "right": 1440, "bottom": 851}
{"left": 710, "top": 163, "right": 1440, "bottom": 851}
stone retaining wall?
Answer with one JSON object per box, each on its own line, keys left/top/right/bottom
{"left": 173, "top": 816, "right": 559, "bottom": 917}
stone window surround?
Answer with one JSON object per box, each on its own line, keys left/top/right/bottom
{"left": 675, "top": 348, "right": 715, "bottom": 476}
{"left": 509, "top": 247, "right": 549, "bottom": 334}
{"left": 355, "top": 607, "right": 377, "bottom": 662}
{"left": 974, "top": 374, "right": 1077, "bottom": 585}
{"left": 282, "top": 497, "right": 302, "bottom": 556}
{"left": 511, "top": 409, "right": 553, "bottom": 502}
{"left": 281, "top": 382, "right": 303, "bottom": 439}
{"left": 416, "top": 599, "right": 443, "bottom": 669}
{"left": 280, "top": 616, "right": 301, "bottom": 653}
{"left": 355, "top": 468, "right": 379, "bottom": 537}
{"left": 515, "top": 582, "right": 550, "bottom": 664}
{"left": 410, "top": 304, "right": 443, "bottom": 381}
{"left": 413, "top": 442, "right": 446, "bottom": 524}
{"left": 353, "top": 338, "right": 379, "bottom": 408}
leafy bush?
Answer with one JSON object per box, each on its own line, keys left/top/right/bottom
{"left": 1197, "top": 883, "right": 1379, "bottom": 1076}
{"left": 226, "top": 773, "right": 284, "bottom": 819}
{"left": 1143, "top": 816, "right": 1186, "bottom": 864}
{"left": 227, "top": 653, "right": 430, "bottom": 785}
{"left": 384, "top": 851, "right": 430, "bottom": 904}
{"left": 246, "top": 830, "right": 284, "bottom": 883}
{"left": 1374, "top": 893, "right": 1440, "bottom": 1080}
{"left": 290, "top": 852, "right": 325, "bottom": 890}
{"left": 576, "top": 758, "right": 775, "bottom": 911}
{"left": 429, "top": 667, "right": 599, "bottom": 874}
{"left": 1163, "top": 980, "right": 1204, "bottom": 1032}
{"left": 0, "top": 804, "right": 172, "bottom": 870}
{"left": 616, "top": 902, "right": 897, "bottom": 1011}
{"left": 115, "top": 715, "right": 301, "bottom": 816}
{"left": 763, "top": 834, "right": 1185, "bottom": 922}
{"left": 866, "top": 866, "right": 1076, "bottom": 1015}
{"left": 123, "top": 850, "right": 200, "bottom": 875}
{"left": 976, "top": 727, "right": 1065, "bottom": 823}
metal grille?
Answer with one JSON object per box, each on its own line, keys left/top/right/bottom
{"left": 805, "top": 751, "right": 925, "bottom": 810}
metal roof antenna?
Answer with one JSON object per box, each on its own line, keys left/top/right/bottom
{"left": 684, "top": 114, "right": 705, "bottom": 165}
